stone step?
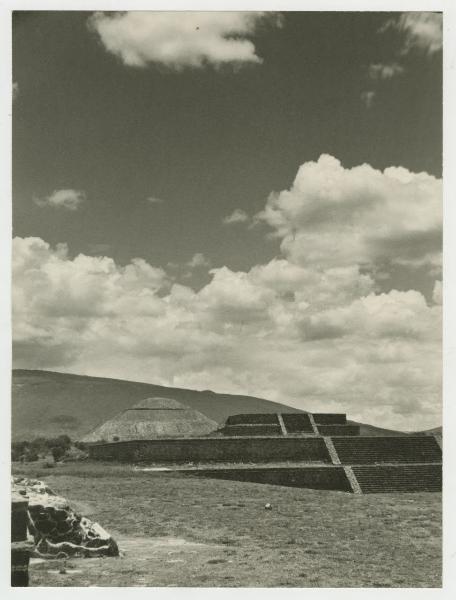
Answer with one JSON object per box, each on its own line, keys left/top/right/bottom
{"left": 352, "top": 464, "right": 442, "bottom": 493}
{"left": 281, "top": 413, "right": 314, "bottom": 434}
{"left": 312, "top": 413, "right": 347, "bottom": 425}
{"left": 225, "top": 414, "right": 280, "bottom": 425}
{"left": 317, "top": 424, "right": 360, "bottom": 436}
{"left": 220, "top": 424, "right": 282, "bottom": 436}
{"left": 332, "top": 436, "right": 441, "bottom": 464}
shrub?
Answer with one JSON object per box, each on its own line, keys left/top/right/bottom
{"left": 12, "top": 441, "right": 29, "bottom": 461}
{"left": 47, "top": 435, "right": 72, "bottom": 451}
{"left": 24, "top": 449, "right": 39, "bottom": 462}
{"left": 51, "top": 446, "right": 66, "bottom": 462}
{"left": 12, "top": 435, "right": 75, "bottom": 462}
{"left": 29, "top": 437, "right": 48, "bottom": 456}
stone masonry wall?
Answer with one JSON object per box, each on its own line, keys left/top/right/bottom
{"left": 89, "top": 436, "right": 331, "bottom": 463}
{"left": 186, "top": 465, "right": 352, "bottom": 492}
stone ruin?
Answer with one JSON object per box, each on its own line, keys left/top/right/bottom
{"left": 88, "top": 410, "right": 442, "bottom": 494}
{"left": 12, "top": 476, "right": 119, "bottom": 559}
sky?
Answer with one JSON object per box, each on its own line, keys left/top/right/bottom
{"left": 12, "top": 11, "right": 443, "bottom": 430}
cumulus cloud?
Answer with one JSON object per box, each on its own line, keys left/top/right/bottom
{"left": 384, "top": 12, "right": 443, "bottom": 55}
{"left": 256, "top": 154, "right": 442, "bottom": 276}
{"left": 13, "top": 153, "right": 442, "bottom": 433}
{"left": 89, "top": 11, "right": 276, "bottom": 69}
{"left": 13, "top": 225, "right": 441, "bottom": 430}
{"left": 222, "top": 208, "right": 250, "bottom": 225}
{"left": 368, "top": 62, "right": 404, "bottom": 80}
{"left": 299, "top": 290, "right": 440, "bottom": 343}
{"left": 34, "top": 189, "right": 86, "bottom": 211}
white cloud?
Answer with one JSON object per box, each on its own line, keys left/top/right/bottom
{"left": 368, "top": 62, "right": 404, "bottom": 80}
{"left": 89, "top": 12, "right": 276, "bottom": 69}
{"left": 387, "top": 12, "right": 443, "bottom": 55}
{"left": 432, "top": 280, "right": 442, "bottom": 305}
{"left": 199, "top": 266, "right": 276, "bottom": 326}
{"left": 299, "top": 290, "right": 440, "bottom": 343}
{"left": 187, "top": 253, "right": 211, "bottom": 269}
{"left": 13, "top": 226, "right": 441, "bottom": 431}
{"left": 365, "top": 13, "right": 441, "bottom": 102}
{"left": 360, "top": 90, "right": 375, "bottom": 108}
{"left": 249, "top": 260, "right": 375, "bottom": 308}
{"left": 12, "top": 151, "right": 442, "bottom": 432}
{"left": 256, "top": 154, "right": 441, "bottom": 275}
{"left": 34, "top": 189, "right": 86, "bottom": 211}
{"left": 222, "top": 208, "right": 250, "bottom": 225}
{"left": 146, "top": 196, "right": 164, "bottom": 205}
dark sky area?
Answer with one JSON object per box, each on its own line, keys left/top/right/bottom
{"left": 12, "top": 11, "right": 442, "bottom": 275}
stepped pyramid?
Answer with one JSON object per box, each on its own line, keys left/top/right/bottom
{"left": 82, "top": 397, "right": 218, "bottom": 442}
{"left": 214, "top": 412, "right": 442, "bottom": 493}
{"left": 87, "top": 409, "right": 442, "bottom": 494}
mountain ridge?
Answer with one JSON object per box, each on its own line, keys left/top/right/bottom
{"left": 11, "top": 369, "right": 424, "bottom": 441}
{"left": 12, "top": 369, "right": 305, "bottom": 441}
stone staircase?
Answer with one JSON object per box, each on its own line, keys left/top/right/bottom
{"left": 352, "top": 464, "right": 442, "bottom": 493}
{"left": 331, "top": 436, "right": 441, "bottom": 464}
{"left": 220, "top": 412, "right": 358, "bottom": 437}
{"left": 89, "top": 409, "right": 442, "bottom": 494}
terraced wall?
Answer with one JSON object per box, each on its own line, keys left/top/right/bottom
{"left": 331, "top": 436, "right": 442, "bottom": 464}
{"left": 225, "top": 414, "right": 279, "bottom": 425}
{"left": 313, "top": 413, "right": 347, "bottom": 424}
{"left": 186, "top": 465, "right": 352, "bottom": 492}
{"left": 219, "top": 424, "right": 282, "bottom": 436}
{"left": 281, "top": 413, "right": 314, "bottom": 433}
{"left": 89, "top": 436, "right": 332, "bottom": 463}
{"left": 352, "top": 464, "right": 442, "bottom": 493}
{"left": 317, "top": 425, "right": 360, "bottom": 436}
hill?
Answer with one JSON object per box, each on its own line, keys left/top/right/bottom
{"left": 410, "top": 426, "right": 442, "bottom": 437}
{"left": 12, "top": 370, "right": 304, "bottom": 441}
{"left": 348, "top": 421, "right": 408, "bottom": 437}
{"left": 12, "top": 369, "right": 409, "bottom": 441}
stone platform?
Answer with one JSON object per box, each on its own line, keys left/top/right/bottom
{"left": 87, "top": 411, "right": 442, "bottom": 494}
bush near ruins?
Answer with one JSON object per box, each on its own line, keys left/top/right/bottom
{"left": 11, "top": 435, "right": 84, "bottom": 463}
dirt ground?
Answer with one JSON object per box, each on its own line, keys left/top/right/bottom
{"left": 13, "top": 461, "right": 442, "bottom": 587}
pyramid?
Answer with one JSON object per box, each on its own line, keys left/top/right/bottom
{"left": 81, "top": 397, "right": 218, "bottom": 443}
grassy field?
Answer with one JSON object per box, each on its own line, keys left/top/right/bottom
{"left": 13, "top": 461, "right": 441, "bottom": 588}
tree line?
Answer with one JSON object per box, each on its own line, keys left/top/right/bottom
{"left": 11, "top": 435, "right": 87, "bottom": 463}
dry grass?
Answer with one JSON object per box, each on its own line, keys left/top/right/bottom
{"left": 14, "top": 461, "right": 441, "bottom": 588}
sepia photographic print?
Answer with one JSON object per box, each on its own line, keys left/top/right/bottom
{"left": 5, "top": 0, "right": 453, "bottom": 593}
